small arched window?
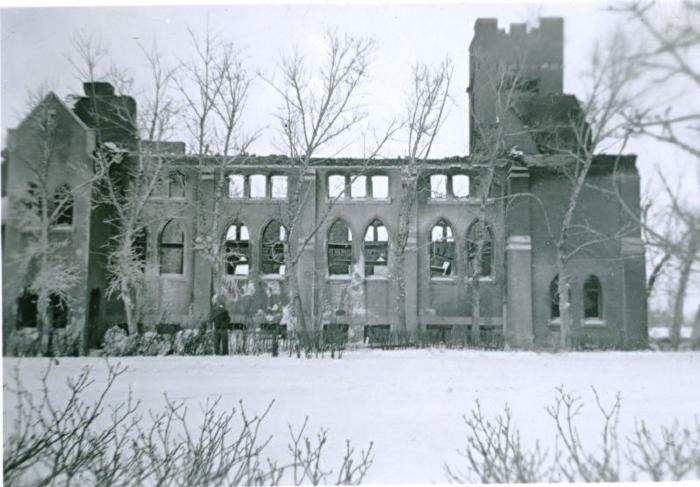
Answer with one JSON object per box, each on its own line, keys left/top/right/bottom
{"left": 328, "top": 219, "right": 352, "bottom": 275}
{"left": 169, "top": 171, "right": 186, "bottom": 198}
{"left": 364, "top": 219, "right": 388, "bottom": 276}
{"left": 550, "top": 274, "right": 572, "bottom": 320}
{"left": 159, "top": 220, "right": 184, "bottom": 274}
{"left": 225, "top": 223, "right": 250, "bottom": 276}
{"left": 583, "top": 275, "right": 602, "bottom": 319}
{"left": 430, "top": 220, "right": 455, "bottom": 277}
{"left": 53, "top": 184, "right": 73, "bottom": 226}
{"left": 466, "top": 220, "right": 493, "bottom": 277}
{"left": 262, "top": 220, "right": 287, "bottom": 275}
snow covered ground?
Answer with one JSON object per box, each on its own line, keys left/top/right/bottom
{"left": 4, "top": 350, "right": 700, "bottom": 483}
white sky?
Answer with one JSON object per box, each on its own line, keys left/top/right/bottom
{"left": 1, "top": 1, "right": 698, "bottom": 318}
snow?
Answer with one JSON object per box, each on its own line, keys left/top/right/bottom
{"left": 649, "top": 326, "right": 694, "bottom": 339}
{"left": 4, "top": 350, "right": 700, "bottom": 483}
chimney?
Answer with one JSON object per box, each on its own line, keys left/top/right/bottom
{"left": 83, "top": 81, "right": 115, "bottom": 96}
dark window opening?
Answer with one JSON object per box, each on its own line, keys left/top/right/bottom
{"left": 430, "top": 220, "right": 455, "bottom": 277}
{"left": 159, "top": 219, "right": 184, "bottom": 274}
{"left": 584, "top": 275, "right": 602, "bottom": 319}
{"left": 426, "top": 324, "right": 453, "bottom": 343}
{"left": 363, "top": 219, "right": 388, "bottom": 276}
{"left": 261, "top": 220, "right": 287, "bottom": 275}
{"left": 231, "top": 323, "right": 247, "bottom": 331}
{"left": 50, "top": 294, "right": 68, "bottom": 328}
{"left": 53, "top": 185, "right": 73, "bottom": 226}
{"left": 328, "top": 220, "right": 353, "bottom": 275}
{"left": 323, "top": 323, "right": 349, "bottom": 344}
{"left": 16, "top": 289, "right": 38, "bottom": 328}
{"left": 364, "top": 324, "right": 391, "bottom": 345}
{"left": 466, "top": 220, "right": 493, "bottom": 277}
{"left": 225, "top": 223, "right": 250, "bottom": 275}
{"left": 168, "top": 171, "right": 186, "bottom": 198}
{"left": 260, "top": 323, "right": 287, "bottom": 339}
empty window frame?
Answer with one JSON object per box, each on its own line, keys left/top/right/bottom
{"left": 49, "top": 294, "right": 68, "bottom": 328}
{"left": 261, "top": 220, "right": 287, "bottom": 275}
{"left": 430, "top": 174, "right": 448, "bottom": 199}
{"left": 328, "top": 174, "right": 347, "bottom": 199}
{"left": 228, "top": 174, "right": 245, "bottom": 198}
{"left": 271, "top": 175, "right": 288, "bottom": 199}
{"left": 583, "top": 275, "right": 602, "bottom": 319}
{"left": 364, "top": 324, "right": 391, "bottom": 345}
{"left": 260, "top": 323, "right": 287, "bottom": 339}
{"left": 429, "top": 174, "right": 470, "bottom": 199}
{"left": 159, "top": 220, "right": 184, "bottom": 274}
{"left": 249, "top": 174, "right": 267, "bottom": 198}
{"left": 364, "top": 219, "right": 388, "bottom": 276}
{"left": 16, "top": 289, "right": 38, "bottom": 328}
{"left": 452, "top": 174, "right": 470, "bottom": 198}
{"left": 371, "top": 175, "right": 389, "bottom": 198}
{"left": 350, "top": 175, "right": 367, "bottom": 198}
{"left": 225, "top": 223, "right": 250, "bottom": 276}
{"left": 466, "top": 220, "right": 493, "bottom": 277}
{"left": 169, "top": 171, "right": 186, "bottom": 198}
{"left": 323, "top": 323, "right": 349, "bottom": 345}
{"left": 53, "top": 184, "right": 73, "bottom": 226}
{"left": 328, "top": 219, "right": 353, "bottom": 275}
{"left": 430, "top": 220, "right": 455, "bottom": 277}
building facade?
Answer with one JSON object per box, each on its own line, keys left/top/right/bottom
{"left": 2, "top": 18, "right": 648, "bottom": 351}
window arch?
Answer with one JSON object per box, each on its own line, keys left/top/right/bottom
{"left": 261, "top": 220, "right": 287, "bottom": 275}
{"left": 583, "top": 275, "right": 602, "bottom": 319}
{"left": 363, "top": 219, "right": 388, "bottom": 276}
{"left": 168, "top": 171, "right": 186, "bottom": 198}
{"left": 159, "top": 220, "right": 184, "bottom": 274}
{"left": 550, "top": 274, "right": 572, "bottom": 320}
{"left": 53, "top": 184, "right": 73, "bottom": 226}
{"left": 328, "top": 219, "right": 353, "bottom": 275}
{"left": 430, "top": 220, "right": 455, "bottom": 277}
{"left": 225, "top": 222, "right": 250, "bottom": 276}
{"left": 466, "top": 220, "right": 493, "bottom": 277}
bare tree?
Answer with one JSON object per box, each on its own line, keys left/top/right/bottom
{"left": 72, "top": 33, "right": 182, "bottom": 337}
{"left": 608, "top": 1, "right": 700, "bottom": 349}
{"left": 5, "top": 97, "right": 89, "bottom": 354}
{"left": 395, "top": 57, "right": 453, "bottom": 332}
{"left": 266, "top": 29, "right": 397, "bottom": 333}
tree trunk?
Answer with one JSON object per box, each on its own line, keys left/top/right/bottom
{"left": 557, "top": 257, "right": 571, "bottom": 350}
{"left": 471, "top": 278, "right": 481, "bottom": 344}
{"left": 670, "top": 256, "right": 693, "bottom": 350}
{"left": 395, "top": 252, "right": 407, "bottom": 332}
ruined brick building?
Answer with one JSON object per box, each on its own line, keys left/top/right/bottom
{"left": 2, "top": 18, "right": 648, "bottom": 351}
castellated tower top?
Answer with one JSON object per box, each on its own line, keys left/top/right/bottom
{"left": 470, "top": 17, "right": 564, "bottom": 95}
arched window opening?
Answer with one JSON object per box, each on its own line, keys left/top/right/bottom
{"left": 50, "top": 294, "right": 68, "bottom": 328}
{"left": 364, "top": 219, "right": 388, "bottom": 277}
{"left": 328, "top": 220, "right": 352, "bottom": 275}
{"left": 466, "top": 220, "right": 493, "bottom": 277}
{"left": 584, "top": 275, "right": 602, "bottom": 319}
{"left": 168, "top": 171, "right": 186, "bottom": 198}
{"left": 53, "top": 184, "right": 73, "bottom": 226}
{"left": 262, "top": 221, "right": 287, "bottom": 275}
{"left": 225, "top": 223, "right": 250, "bottom": 276}
{"left": 430, "top": 220, "right": 455, "bottom": 277}
{"left": 159, "top": 220, "right": 184, "bottom": 274}
{"left": 550, "top": 275, "right": 572, "bottom": 320}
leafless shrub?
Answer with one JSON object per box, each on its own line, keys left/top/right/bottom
{"left": 3, "top": 362, "right": 375, "bottom": 486}
{"left": 446, "top": 386, "right": 699, "bottom": 483}
{"left": 444, "top": 401, "right": 552, "bottom": 483}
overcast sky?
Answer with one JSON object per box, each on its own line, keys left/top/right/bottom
{"left": 1, "top": 1, "right": 698, "bottom": 316}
